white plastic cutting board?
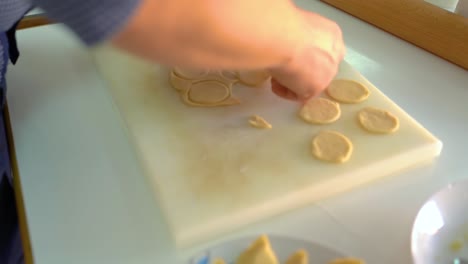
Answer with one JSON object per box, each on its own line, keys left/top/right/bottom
{"left": 91, "top": 46, "right": 442, "bottom": 248}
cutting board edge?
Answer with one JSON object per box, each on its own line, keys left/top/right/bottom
{"left": 342, "top": 59, "right": 443, "bottom": 146}
{"left": 89, "top": 47, "right": 445, "bottom": 248}
{"left": 169, "top": 140, "right": 442, "bottom": 248}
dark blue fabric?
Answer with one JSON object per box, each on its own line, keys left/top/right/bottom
{"left": 0, "top": 104, "right": 23, "bottom": 264}
{"left": 0, "top": 33, "right": 8, "bottom": 94}
{"left": 0, "top": 30, "right": 23, "bottom": 264}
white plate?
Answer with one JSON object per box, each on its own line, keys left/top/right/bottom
{"left": 412, "top": 178, "right": 468, "bottom": 264}
{"left": 189, "top": 234, "right": 345, "bottom": 264}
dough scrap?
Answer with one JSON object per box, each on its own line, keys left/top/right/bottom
{"left": 249, "top": 115, "right": 272, "bottom": 129}
{"left": 235, "top": 235, "right": 279, "bottom": 264}
{"left": 169, "top": 67, "right": 274, "bottom": 107}
{"left": 358, "top": 107, "right": 399, "bottom": 134}
{"left": 188, "top": 80, "right": 230, "bottom": 104}
{"left": 326, "top": 80, "right": 370, "bottom": 103}
{"left": 299, "top": 98, "right": 341, "bottom": 124}
{"left": 311, "top": 131, "right": 353, "bottom": 163}
{"left": 169, "top": 68, "right": 240, "bottom": 107}
{"left": 328, "top": 258, "right": 366, "bottom": 264}
{"left": 238, "top": 70, "right": 271, "bottom": 87}
{"left": 286, "top": 249, "right": 308, "bottom": 264}
{"left": 169, "top": 70, "right": 192, "bottom": 92}
{"left": 173, "top": 67, "right": 208, "bottom": 79}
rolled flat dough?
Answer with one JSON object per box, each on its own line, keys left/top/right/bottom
{"left": 311, "top": 131, "right": 353, "bottom": 163}
{"left": 286, "top": 249, "right": 308, "bottom": 264}
{"left": 249, "top": 115, "right": 272, "bottom": 129}
{"left": 235, "top": 235, "right": 279, "bottom": 264}
{"left": 169, "top": 68, "right": 240, "bottom": 107}
{"left": 326, "top": 80, "right": 370, "bottom": 103}
{"left": 358, "top": 107, "right": 399, "bottom": 134}
{"left": 299, "top": 98, "right": 341, "bottom": 124}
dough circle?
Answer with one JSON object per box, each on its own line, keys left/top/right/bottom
{"left": 238, "top": 70, "right": 271, "bottom": 87}
{"left": 311, "top": 131, "right": 353, "bottom": 163}
{"left": 326, "top": 80, "right": 370, "bottom": 103}
{"left": 299, "top": 98, "right": 341, "bottom": 124}
{"left": 358, "top": 107, "right": 399, "bottom": 134}
{"left": 188, "top": 80, "right": 230, "bottom": 104}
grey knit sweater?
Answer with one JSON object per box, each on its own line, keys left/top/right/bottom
{"left": 0, "top": 0, "right": 141, "bottom": 91}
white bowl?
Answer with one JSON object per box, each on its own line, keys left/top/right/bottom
{"left": 190, "top": 234, "right": 345, "bottom": 264}
{"left": 412, "top": 178, "right": 468, "bottom": 264}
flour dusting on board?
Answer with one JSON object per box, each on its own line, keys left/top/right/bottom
{"left": 92, "top": 46, "right": 442, "bottom": 247}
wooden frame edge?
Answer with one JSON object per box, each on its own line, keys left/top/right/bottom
{"left": 4, "top": 104, "right": 34, "bottom": 264}
{"left": 320, "top": 0, "right": 468, "bottom": 70}
{"left": 17, "top": 14, "right": 55, "bottom": 30}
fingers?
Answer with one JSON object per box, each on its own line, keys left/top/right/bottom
{"left": 271, "top": 78, "right": 320, "bottom": 102}
{"left": 268, "top": 10, "right": 345, "bottom": 103}
{"left": 271, "top": 79, "right": 298, "bottom": 101}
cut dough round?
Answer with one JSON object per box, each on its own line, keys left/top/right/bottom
{"left": 358, "top": 107, "right": 399, "bottom": 134}
{"left": 326, "top": 80, "right": 370, "bottom": 103}
{"left": 238, "top": 70, "right": 271, "bottom": 87}
{"left": 299, "top": 98, "right": 341, "bottom": 124}
{"left": 311, "top": 131, "right": 353, "bottom": 163}
{"left": 173, "top": 67, "right": 208, "bottom": 79}
{"left": 188, "top": 80, "right": 230, "bottom": 104}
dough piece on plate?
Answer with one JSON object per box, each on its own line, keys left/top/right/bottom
{"left": 326, "top": 80, "right": 370, "bottom": 103}
{"left": 286, "top": 249, "right": 308, "bottom": 264}
{"left": 358, "top": 107, "right": 399, "bottom": 134}
{"left": 212, "top": 259, "right": 227, "bottom": 264}
{"left": 299, "top": 98, "right": 341, "bottom": 124}
{"left": 311, "top": 131, "right": 353, "bottom": 163}
{"left": 328, "top": 257, "right": 366, "bottom": 264}
{"left": 235, "top": 235, "right": 279, "bottom": 264}
{"left": 249, "top": 115, "right": 272, "bottom": 129}
{"left": 238, "top": 70, "right": 271, "bottom": 87}
{"left": 182, "top": 80, "right": 240, "bottom": 107}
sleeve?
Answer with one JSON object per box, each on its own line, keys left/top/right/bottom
{"left": 32, "top": 0, "right": 142, "bottom": 46}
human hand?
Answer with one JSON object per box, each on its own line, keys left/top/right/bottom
{"left": 269, "top": 10, "right": 345, "bottom": 101}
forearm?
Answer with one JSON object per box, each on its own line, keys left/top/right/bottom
{"left": 111, "top": 0, "right": 307, "bottom": 70}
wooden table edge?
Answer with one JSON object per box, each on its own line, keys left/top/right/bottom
{"left": 4, "top": 103, "right": 34, "bottom": 264}
{"left": 320, "top": 0, "right": 468, "bottom": 70}
{"left": 17, "top": 14, "right": 55, "bottom": 30}
{"left": 3, "top": 15, "right": 55, "bottom": 264}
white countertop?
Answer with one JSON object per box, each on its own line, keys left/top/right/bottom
{"left": 6, "top": 1, "right": 468, "bottom": 264}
